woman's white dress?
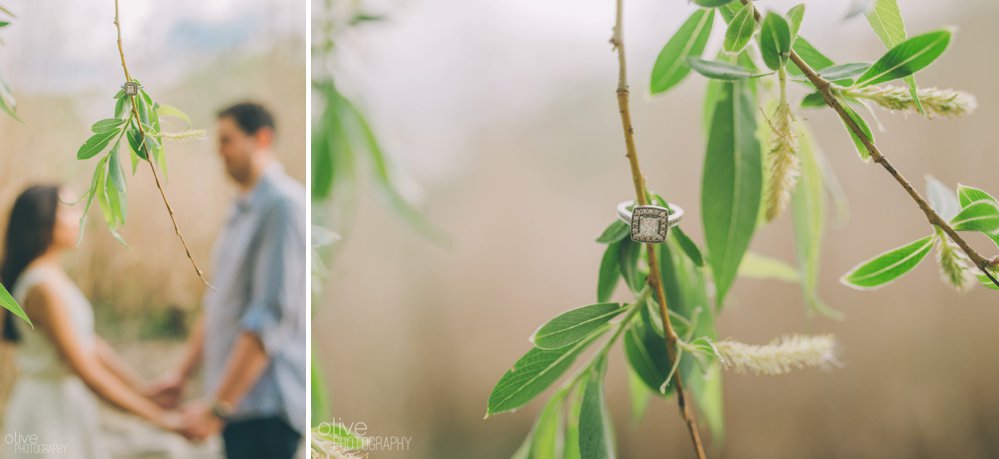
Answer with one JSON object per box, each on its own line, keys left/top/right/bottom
{"left": 2, "top": 264, "right": 109, "bottom": 459}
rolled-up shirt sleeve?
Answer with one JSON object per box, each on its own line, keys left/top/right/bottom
{"left": 239, "top": 197, "right": 306, "bottom": 355}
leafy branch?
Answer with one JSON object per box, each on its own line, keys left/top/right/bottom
{"left": 780, "top": 29, "right": 999, "bottom": 288}
{"left": 673, "top": 0, "right": 998, "bottom": 292}
{"left": 73, "top": 0, "right": 210, "bottom": 286}
{"left": 609, "top": 0, "right": 706, "bottom": 455}
{"left": 735, "top": 0, "right": 999, "bottom": 288}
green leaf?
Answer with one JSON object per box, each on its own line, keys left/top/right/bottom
{"left": 656, "top": 241, "right": 724, "bottom": 437}
{"left": 800, "top": 91, "right": 826, "bottom": 108}
{"left": 854, "top": 29, "right": 951, "bottom": 88}
{"left": 91, "top": 118, "right": 125, "bottom": 134}
{"left": 979, "top": 269, "right": 999, "bottom": 290}
{"left": 625, "top": 366, "right": 651, "bottom": 421}
{"left": 77, "top": 156, "right": 110, "bottom": 245}
{"left": 865, "top": 0, "right": 923, "bottom": 114}
{"left": 531, "top": 303, "right": 626, "bottom": 350}
{"left": 838, "top": 99, "right": 875, "bottom": 162}
{"left": 672, "top": 227, "right": 704, "bottom": 267}
{"left": 950, "top": 200, "right": 999, "bottom": 233}
{"left": 759, "top": 11, "right": 792, "bottom": 71}
{"left": 596, "top": 241, "right": 622, "bottom": 302}
{"left": 528, "top": 393, "right": 565, "bottom": 458}
{"left": 791, "top": 126, "right": 841, "bottom": 318}
{"left": 957, "top": 184, "right": 997, "bottom": 208}
{"left": 623, "top": 315, "right": 670, "bottom": 396}
{"left": 723, "top": 2, "right": 756, "bottom": 53}
{"left": 0, "top": 74, "right": 17, "bottom": 120}
{"left": 787, "top": 4, "right": 805, "bottom": 41}
{"left": 77, "top": 128, "right": 121, "bottom": 160}
{"left": 650, "top": 9, "right": 715, "bottom": 95}
{"left": 310, "top": 354, "right": 332, "bottom": 427}
{"left": 578, "top": 370, "right": 614, "bottom": 459}
{"left": 338, "top": 89, "right": 445, "bottom": 242}
{"left": 487, "top": 331, "right": 606, "bottom": 416}
{"left": 0, "top": 282, "right": 31, "bottom": 329}
{"left": 786, "top": 37, "right": 834, "bottom": 78}
{"left": 618, "top": 239, "right": 645, "bottom": 293}
{"left": 738, "top": 252, "right": 800, "bottom": 282}
{"left": 127, "top": 126, "right": 148, "bottom": 160}
{"left": 595, "top": 220, "right": 629, "bottom": 244}
{"left": 114, "top": 94, "right": 131, "bottom": 119}
{"left": 156, "top": 103, "right": 192, "bottom": 127}
{"left": 816, "top": 63, "right": 870, "bottom": 83}
{"left": 107, "top": 143, "right": 126, "bottom": 193}
{"left": 925, "top": 176, "right": 960, "bottom": 221}
{"left": 563, "top": 388, "right": 584, "bottom": 459}
{"left": 702, "top": 81, "right": 763, "bottom": 305}
{"left": 687, "top": 57, "right": 756, "bottom": 80}
{"left": 841, "top": 236, "right": 935, "bottom": 290}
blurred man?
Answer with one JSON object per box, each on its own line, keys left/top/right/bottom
{"left": 147, "top": 102, "right": 306, "bottom": 458}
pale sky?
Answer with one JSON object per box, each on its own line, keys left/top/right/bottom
{"left": 0, "top": 0, "right": 305, "bottom": 93}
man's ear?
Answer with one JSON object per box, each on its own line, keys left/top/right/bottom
{"left": 254, "top": 126, "right": 275, "bottom": 149}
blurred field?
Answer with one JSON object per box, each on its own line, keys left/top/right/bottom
{"left": 318, "top": 0, "right": 999, "bottom": 457}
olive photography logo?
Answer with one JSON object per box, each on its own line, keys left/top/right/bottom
{"left": 314, "top": 418, "right": 413, "bottom": 453}
{"left": 3, "top": 430, "right": 69, "bottom": 455}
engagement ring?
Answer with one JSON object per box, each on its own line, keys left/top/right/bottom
{"left": 616, "top": 200, "right": 683, "bottom": 243}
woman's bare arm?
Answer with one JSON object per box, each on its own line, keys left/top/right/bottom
{"left": 94, "top": 337, "right": 146, "bottom": 392}
{"left": 23, "top": 283, "right": 177, "bottom": 431}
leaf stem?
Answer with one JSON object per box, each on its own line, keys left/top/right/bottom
{"left": 737, "top": 0, "right": 999, "bottom": 288}
{"left": 112, "top": 0, "right": 212, "bottom": 288}
{"left": 611, "top": 1, "right": 708, "bottom": 457}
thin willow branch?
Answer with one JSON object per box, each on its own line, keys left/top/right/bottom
{"left": 611, "top": 1, "right": 707, "bottom": 457}
{"left": 737, "top": 0, "right": 999, "bottom": 288}
{"left": 113, "top": 0, "right": 212, "bottom": 288}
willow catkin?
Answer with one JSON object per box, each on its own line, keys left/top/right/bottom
{"left": 936, "top": 234, "right": 977, "bottom": 292}
{"left": 311, "top": 434, "right": 363, "bottom": 459}
{"left": 850, "top": 85, "right": 977, "bottom": 119}
{"left": 713, "top": 334, "right": 838, "bottom": 375}
{"left": 763, "top": 102, "right": 800, "bottom": 222}
{"left": 156, "top": 129, "right": 207, "bottom": 142}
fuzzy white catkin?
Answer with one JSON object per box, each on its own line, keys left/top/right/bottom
{"left": 311, "top": 437, "right": 363, "bottom": 459}
{"left": 936, "top": 235, "right": 977, "bottom": 292}
{"left": 713, "top": 334, "right": 838, "bottom": 375}
{"left": 764, "top": 102, "right": 800, "bottom": 222}
{"left": 851, "top": 85, "right": 977, "bottom": 119}
{"left": 156, "top": 129, "right": 207, "bottom": 142}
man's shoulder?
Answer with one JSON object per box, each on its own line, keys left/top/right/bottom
{"left": 259, "top": 170, "right": 305, "bottom": 213}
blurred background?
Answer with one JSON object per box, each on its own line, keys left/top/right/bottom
{"left": 0, "top": 0, "right": 305, "bottom": 456}
{"left": 318, "top": 0, "right": 999, "bottom": 458}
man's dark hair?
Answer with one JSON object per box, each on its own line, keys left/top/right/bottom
{"left": 217, "top": 102, "right": 276, "bottom": 135}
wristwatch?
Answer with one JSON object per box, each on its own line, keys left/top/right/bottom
{"left": 210, "top": 400, "right": 235, "bottom": 420}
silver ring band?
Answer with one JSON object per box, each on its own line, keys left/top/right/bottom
{"left": 617, "top": 201, "right": 683, "bottom": 226}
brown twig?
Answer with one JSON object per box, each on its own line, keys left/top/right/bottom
{"left": 611, "top": 1, "right": 707, "bottom": 457}
{"left": 113, "top": 0, "right": 212, "bottom": 288}
{"left": 737, "top": 0, "right": 999, "bottom": 288}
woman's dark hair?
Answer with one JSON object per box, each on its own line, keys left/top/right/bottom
{"left": 1, "top": 185, "right": 60, "bottom": 343}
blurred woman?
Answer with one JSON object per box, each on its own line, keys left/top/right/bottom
{"left": 0, "top": 185, "right": 182, "bottom": 458}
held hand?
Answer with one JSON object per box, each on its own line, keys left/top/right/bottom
{"left": 145, "top": 371, "right": 185, "bottom": 409}
{"left": 155, "top": 410, "right": 186, "bottom": 437}
{"left": 179, "top": 400, "right": 223, "bottom": 442}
